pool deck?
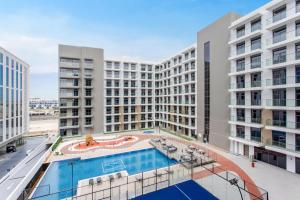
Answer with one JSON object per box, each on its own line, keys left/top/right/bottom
{"left": 47, "top": 131, "right": 264, "bottom": 200}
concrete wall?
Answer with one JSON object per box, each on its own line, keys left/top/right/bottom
{"left": 197, "top": 13, "right": 241, "bottom": 150}
{"left": 58, "top": 45, "right": 104, "bottom": 136}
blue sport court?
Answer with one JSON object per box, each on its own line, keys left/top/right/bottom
{"left": 133, "top": 180, "right": 218, "bottom": 200}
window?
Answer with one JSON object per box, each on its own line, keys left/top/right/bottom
{"left": 273, "top": 89, "right": 286, "bottom": 106}
{"left": 236, "top": 92, "right": 245, "bottom": 105}
{"left": 273, "top": 110, "right": 286, "bottom": 127}
{"left": 236, "top": 75, "right": 245, "bottom": 88}
{"left": 296, "top": 111, "right": 300, "bottom": 129}
{"left": 251, "top": 54, "right": 261, "bottom": 69}
{"left": 273, "top": 6, "right": 286, "bottom": 23}
{"left": 237, "top": 109, "right": 245, "bottom": 121}
{"left": 297, "top": 0, "right": 300, "bottom": 13}
{"left": 251, "top": 91, "right": 261, "bottom": 105}
{"left": 273, "top": 68, "right": 286, "bottom": 85}
{"left": 251, "top": 109, "right": 261, "bottom": 124}
{"left": 296, "top": 89, "right": 300, "bottom": 107}
{"left": 251, "top": 73, "right": 261, "bottom": 87}
{"left": 85, "top": 79, "right": 92, "bottom": 87}
{"left": 296, "top": 66, "right": 300, "bottom": 83}
{"left": 296, "top": 21, "right": 300, "bottom": 36}
{"left": 85, "top": 117, "right": 92, "bottom": 125}
{"left": 251, "top": 128, "right": 261, "bottom": 142}
{"left": 236, "top": 42, "right": 245, "bottom": 55}
{"left": 273, "top": 47, "right": 286, "bottom": 64}
{"left": 251, "top": 18, "right": 261, "bottom": 32}
{"left": 272, "top": 131, "right": 286, "bottom": 148}
{"left": 236, "top": 26, "right": 245, "bottom": 38}
{"left": 251, "top": 37, "right": 261, "bottom": 50}
{"left": 236, "top": 59, "right": 245, "bottom": 71}
{"left": 273, "top": 26, "right": 286, "bottom": 43}
{"left": 236, "top": 125, "right": 245, "bottom": 138}
{"left": 296, "top": 43, "right": 300, "bottom": 60}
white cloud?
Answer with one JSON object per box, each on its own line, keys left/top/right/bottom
{"left": 0, "top": 9, "right": 193, "bottom": 75}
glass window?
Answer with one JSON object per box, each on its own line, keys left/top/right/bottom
{"left": 236, "top": 125, "right": 245, "bottom": 138}
{"left": 296, "top": 66, "right": 300, "bottom": 84}
{"left": 251, "top": 91, "right": 261, "bottom": 105}
{"left": 273, "top": 26, "right": 286, "bottom": 43}
{"left": 296, "top": 43, "right": 300, "bottom": 60}
{"left": 251, "top": 54, "right": 261, "bottom": 69}
{"left": 273, "top": 110, "right": 286, "bottom": 127}
{"left": 6, "top": 67, "right": 9, "bottom": 87}
{"left": 272, "top": 68, "right": 286, "bottom": 85}
{"left": 251, "top": 109, "right": 261, "bottom": 124}
{"left": 251, "top": 72, "right": 261, "bottom": 87}
{"left": 273, "top": 47, "right": 286, "bottom": 64}
{"left": 296, "top": 21, "right": 300, "bottom": 36}
{"left": 236, "top": 75, "right": 245, "bottom": 88}
{"left": 273, "top": 89, "right": 286, "bottom": 106}
{"left": 297, "top": 0, "right": 300, "bottom": 13}
{"left": 0, "top": 53, "right": 2, "bottom": 63}
{"left": 251, "top": 18, "right": 261, "bottom": 32}
{"left": 236, "top": 42, "right": 245, "bottom": 55}
{"left": 251, "top": 37, "right": 261, "bottom": 50}
{"left": 251, "top": 127, "right": 261, "bottom": 142}
{"left": 236, "top": 59, "right": 245, "bottom": 71}
{"left": 236, "top": 26, "right": 245, "bottom": 38}
{"left": 273, "top": 6, "right": 286, "bottom": 23}
{"left": 0, "top": 64, "right": 2, "bottom": 86}
{"left": 272, "top": 131, "right": 286, "bottom": 148}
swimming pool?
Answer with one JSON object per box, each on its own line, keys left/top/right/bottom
{"left": 32, "top": 148, "right": 176, "bottom": 200}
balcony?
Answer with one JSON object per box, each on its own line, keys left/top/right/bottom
{"left": 60, "top": 61, "right": 80, "bottom": 69}
{"left": 229, "top": 45, "right": 262, "bottom": 60}
{"left": 266, "top": 119, "right": 300, "bottom": 131}
{"left": 60, "top": 82, "right": 79, "bottom": 88}
{"left": 60, "top": 92, "right": 79, "bottom": 98}
{"left": 229, "top": 116, "right": 263, "bottom": 128}
{"left": 229, "top": 25, "right": 262, "bottom": 45}
{"left": 60, "top": 72, "right": 80, "bottom": 79}
{"left": 265, "top": 76, "right": 300, "bottom": 88}
{"left": 266, "top": 29, "right": 300, "bottom": 50}
{"left": 265, "top": 99, "right": 300, "bottom": 108}
{"left": 265, "top": 139, "right": 300, "bottom": 157}
{"left": 266, "top": 5, "right": 300, "bottom": 30}
{"left": 230, "top": 81, "right": 262, "bottom": 90}
{"left": 60, "top": 113, "right": 79, "bottom": 119}
{"left": 229, "top": 132, "right": 264, "bottom": 147}
{"left": 60, "top": 101, "right": 79, "bottom": 108}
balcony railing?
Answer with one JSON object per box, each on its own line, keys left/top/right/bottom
{"left": 266, "top": 139, "right": 300, "bottom": 153}
{"left": 266, "top": 51, "right": 300, "bottom": 66}
{"left": 230, "top": 81, "right": 262, "bottom": 89}
{"left": 265, "top": 76, "right": 300, "bottom": 86}
{"left": 265, "top": 99, "right": 300, "bottom": 107}
{"left": 266, "top": 119, "right": 300, "bottom": 129}
{"left": 230, "top": 116, "right": 261, "bottom": 124}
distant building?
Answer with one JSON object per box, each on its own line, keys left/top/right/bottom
{"left": 0, "top": 47, "right": 30, "bottom": 148}
{"left": 29, "top": 98, "right": 58, "bottom": 109}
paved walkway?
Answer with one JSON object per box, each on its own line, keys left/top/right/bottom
{"left": 53, "top": 133, "right": 264, "bottom": 200}
{"left": 204, "top": 143, "right": 300, "bottom": 200}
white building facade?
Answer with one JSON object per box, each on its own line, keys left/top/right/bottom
{"left": 229, "top": 0, "right": 300, "bottom": 174}
{"left": 0, "top": 47, "right": 29, "bottom": 148}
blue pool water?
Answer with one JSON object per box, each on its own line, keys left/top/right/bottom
{"left": 32, "top": 148, "right": 176, "bottom": 200}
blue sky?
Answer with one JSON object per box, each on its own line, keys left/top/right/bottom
{"left": 0, "top": 0, "right": 269, "bottom": 99}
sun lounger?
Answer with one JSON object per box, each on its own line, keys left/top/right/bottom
{"left": 151, "top": 138, "right": 160, "bottom": 143}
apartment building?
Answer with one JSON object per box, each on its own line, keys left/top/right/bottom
{"left": 0, "top": 47, "right": 29, "bottom": 148}
{"left": 156, "top": 46, "right": 197, "bottom": 138}
{"left": 104, "top": 60, "right": 155, "bottom": 132}
{"left": 58, "top": 45, "right": 104, "bottom": 137}
{"left": 229, "top": 0, "right": 300, "bottom": 174}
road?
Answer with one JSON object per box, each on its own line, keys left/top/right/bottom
{"left": 0, "top": 136, "right": 47, "bottom": 179}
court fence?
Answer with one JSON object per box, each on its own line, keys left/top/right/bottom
{"left": 20, "top": 138, "right": 269, "bottom": 200}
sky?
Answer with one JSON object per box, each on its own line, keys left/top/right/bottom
{"left": 0, "top": 0, "right": 270, "bottom": 99}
